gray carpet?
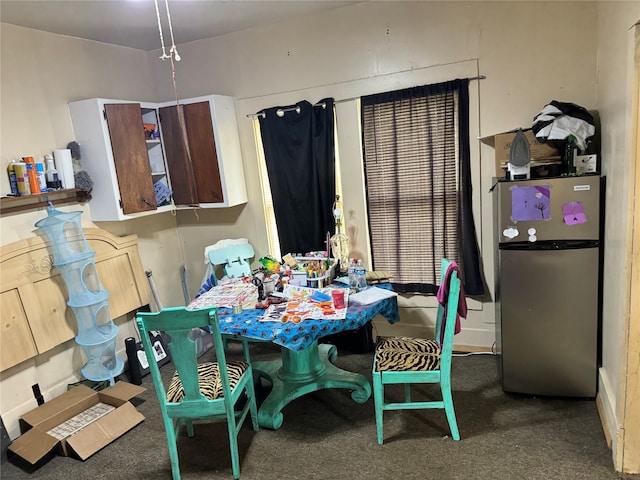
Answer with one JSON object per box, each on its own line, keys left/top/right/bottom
{"left": 2, "top": 341, "right": 637, "bottom": 480}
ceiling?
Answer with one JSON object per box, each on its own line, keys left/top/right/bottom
{"left": 0, "top": 0, "right": 359, "bottom": 51}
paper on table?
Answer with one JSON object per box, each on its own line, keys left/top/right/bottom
{"left": 260, "top": 284, "right": 349, "bottom": 322}
{"left": 349, "top": 286, "right": 398, "bottom": 305}
{"left": 189, "top": 279, "right": 258, "bottom": 309}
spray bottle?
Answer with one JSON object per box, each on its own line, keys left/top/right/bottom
{"left": 45, "top": 154, "right": 60, "bottom": 189}
{"left": 7, "top": 160, "right": 18, "bottom": 195}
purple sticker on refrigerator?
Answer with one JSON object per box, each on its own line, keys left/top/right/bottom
{"left": 562, "top": 201, "right": 587, "bottom": 225}
{"left": 511, "top": 185, "right": 551, "bottom": 221}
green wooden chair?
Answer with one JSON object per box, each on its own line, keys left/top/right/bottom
{"left": 206, "top": 242, "right": 261, "bottom": 354}
{"left": 372, "top": 258, "right": 462, "bottom": 443}
{"left": 136, "top": 306, "right": 259, "bottom": 480}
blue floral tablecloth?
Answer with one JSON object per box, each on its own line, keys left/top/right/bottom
{"left": 194, "top": 284, "right": 399, "bottom": 352}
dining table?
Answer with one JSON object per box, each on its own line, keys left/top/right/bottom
{"left": 188, "top": 282, "right": 399, "bottom": 429}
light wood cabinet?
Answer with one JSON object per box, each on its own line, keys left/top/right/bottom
{"left": 68, "top": 95, "right": 247, "bottom": 222}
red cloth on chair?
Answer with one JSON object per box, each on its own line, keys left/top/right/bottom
{"left": 436, "top": 261, "right": 468, "bottom": 344}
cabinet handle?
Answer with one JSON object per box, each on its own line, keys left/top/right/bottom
{"left": 142, "top": 198, "right": 154, "bottom": 207}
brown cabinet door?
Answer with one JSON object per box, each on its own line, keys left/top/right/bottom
{"left": 159, "top": 101, "right": 224, "bottom": 205}
{"left": 104, "top": 104, "right": 157, "bottom": 214}
{"left": 158, "top": 105, "right": 198, "bottom": 205}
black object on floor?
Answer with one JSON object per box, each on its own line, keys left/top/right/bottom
{"left": 1, "top": 415, "right": 10, "bottom": 465}
{"left": 321, "top": 320, "right": 374, "bottom": 353}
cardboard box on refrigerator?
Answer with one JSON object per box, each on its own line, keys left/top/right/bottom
{"left": 480, "top": 128, "right": 561, "bottom": 177}
{"left": 8, "top": 381, "right": 145, "bottom": 467}
{"left": 575, "top": 154, "right": 598, "bottom": 174}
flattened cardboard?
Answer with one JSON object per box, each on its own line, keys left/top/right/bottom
{"left": 8, "top": 381, "right": 145, "bottom": 466}
{"left": 481, "top": 128, "right": 560, "bottom": 176}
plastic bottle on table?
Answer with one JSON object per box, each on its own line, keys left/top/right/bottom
{"left": 348, "top": 259, "right": 358, "bottom": 290}
{"left": 356, "top": 259, "right": 368, "bottom": 291}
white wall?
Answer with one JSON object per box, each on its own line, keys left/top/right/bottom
{"left": 152, "top": 1, "right": 598, "bottom": 346}
{"left": 595, "top": 2, "right": 640, "bottom": 469}
{"left": 0, "top": 25, "right": 184, "bottom": 439}
{"left": 0, "top": 2, "right": 634, "bottom": 453}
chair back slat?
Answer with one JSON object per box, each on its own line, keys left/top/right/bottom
{"left": 438, "top": 271, "right": 460, "bottom": 369}
{"left": 435, "top": 259, "right": 462, "bottom": 372}
{"left": 137, "top": 308, "right": 212, "bottom": 402}
{"left": 433, "top": 259, "right": 449, "bottom": 344}
{"left": 136, "top": 307, "right": 236, "bottom": 403}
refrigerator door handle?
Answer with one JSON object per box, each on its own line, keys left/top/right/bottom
{"left": 499, "top": 240, "right": 600, "bottom": 251}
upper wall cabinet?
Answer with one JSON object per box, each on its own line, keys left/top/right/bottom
{"left": 69, "top": 99, "right": 174, "bottom": 221}
{"left": 68, "top": 95, "right": 247, "bottom": 221}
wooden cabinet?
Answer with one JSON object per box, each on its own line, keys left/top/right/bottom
{"left": 68, "top": 95, "right": 246, "bottom": 221}
{"left": 158, "top": 95, "right": 247, "bottom": 208}
{"left": 103, "top": 103, "right": 160, "bottom": 215}
{"left": 159, "top": 101, "right": 222, "bottom": 205}
{"left": 69, "top": 98, "right": 173, "bottom": 221}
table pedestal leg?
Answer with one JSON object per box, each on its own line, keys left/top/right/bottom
{"left": 253, "top": 341, "right": 371, "bottom": 429}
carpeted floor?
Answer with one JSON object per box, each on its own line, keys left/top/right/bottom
{"left": 2, "top": 341, "right": 637, "bottom": 480}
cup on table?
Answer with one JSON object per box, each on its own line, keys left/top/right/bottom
{"left": 331, "top": 288, "right": 345, "bottom": 309}
{"left": 263, "top": 279, "right": 275, "bottom": 297}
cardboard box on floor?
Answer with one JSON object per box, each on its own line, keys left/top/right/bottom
{"left": 480, "top": 128, "right": 561, "bottom": 177}
{"left": 8, "top": 381, "right": 145, "bottom": 466}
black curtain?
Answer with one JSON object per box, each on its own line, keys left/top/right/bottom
{"left": 456, "top": 80, "right": 484, "bottom": 296}
{"left": 258, "top": 99, "right": 335, "bottom": 256}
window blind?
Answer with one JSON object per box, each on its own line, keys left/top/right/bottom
{"left": 361, "top": 83, "right": 461, "bottom": 293}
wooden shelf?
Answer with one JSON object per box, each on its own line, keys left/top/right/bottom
{"left": 0, "top": 189, "right": 88, "bottom": 216}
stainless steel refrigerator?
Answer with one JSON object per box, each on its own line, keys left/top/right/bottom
{"left": 494, "top": 175, "right": 603, "bottom": 397}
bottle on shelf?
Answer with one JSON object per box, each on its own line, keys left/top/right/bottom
{"left": 23, "top": 157, "right": 41, "bottom": 194}
{"left": 45, "top": 154, "right": 61, "bottom": 190}
{"left": 14, "top": 162, "right": 30, "bottom": 195}
{"left": 36, "top": 162, "right": 47, "bottom": 191}
{"left": 564, "top": 135, "right": 577, "bottom": 175}
{"left": 7, "top": 160, "right": 18, "bottom": 195}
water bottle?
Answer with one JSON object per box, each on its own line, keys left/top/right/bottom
{"left": 564, "top": 135, "right": 577, "bottom": 175}
{"left": 348, "top": 259, "right": 358, "bottom": 290}
{"left": 356, "top": 259, "right": 368, "bottom": 291}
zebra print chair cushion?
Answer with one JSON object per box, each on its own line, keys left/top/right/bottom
{"left": 166, "top": 361, "right": 249, "bottom": 403}
{"left": 374, "top": 336, "right": 441, "bottom": 372}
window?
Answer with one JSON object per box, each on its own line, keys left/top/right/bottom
{"left": 361, "top": 79, "right": 483, "bottom": 295}
{"left": 253, "top": 119, "right": 281, "bottom": 260}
